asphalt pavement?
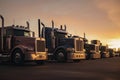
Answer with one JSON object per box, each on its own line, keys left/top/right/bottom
{"left": 0, "top": 57, "right": 120, "bottom": 80}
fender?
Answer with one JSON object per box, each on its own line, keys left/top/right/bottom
{"left": 10, "top": 45, "right": 28, "bottom": 55}
{"left": 53, "top": 46, "right": 66, "bottom": 54}
{"left": 53, "top": 45, "right": 74, "bottom": 54}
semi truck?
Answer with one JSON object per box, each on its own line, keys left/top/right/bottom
{"left": 0, "top": 15, "right": 47, "bottom": 65}
{"left": 85, "top": 44, "right": 101, "bottom": 59}
{"left": 38, "top": 19, "right": 86, "bottom": 62}
{"left": 114, "top": 48, "right": 120, "bottom": 57}
{"left": 91, "top": 40, "right": 110, "bottom": 58}
{"left": 108, "top": 48, "right": 115, "bottom": 57}
{"left": 84, "top": 37, "right": 101, "bottom": 59}
{"left": 99, "top": 45, "right": 110, "bottom": 58}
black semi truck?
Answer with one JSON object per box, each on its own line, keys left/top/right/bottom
{"left": 38, "top": 19, "right": 86, "bottom": 62}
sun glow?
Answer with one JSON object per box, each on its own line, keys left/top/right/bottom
{"left": 108, "top": 39, "right": 120, "bottom": 50}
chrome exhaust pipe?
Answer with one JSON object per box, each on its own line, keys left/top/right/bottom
{"left": 38, "top": 19, "right": 41, "bottom": 37}
{"left": 84, "top": 33, "right": 86, "bottom": 39}
{"left": 51, "top": 20, "right": 55, "bottom": 49}
{"left": 52, "top": 20, "right": 54, "bottom": 30}
{"left": 41, "top": 22, "right": 45, "bottom": 38}
{"left": 0, "top": 15, "right": 4, "bottom": 51}
{"left": 64, "top": 25, "right": 66, "bottom": 31}
{"left": 60, "top": 25, "right": 62, "bottom": 30}
{"left": 26, "top": 21, "right": 30, "bottom": 29}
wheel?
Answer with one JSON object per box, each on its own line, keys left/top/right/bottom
{"left": 35, "top": 60, "right": 45, "bottom": 65}
{"left": 86, "top": 53, "right": 90, "bottom": 60}
{"left": 11, "top": 49, "right": 24, "bottom": 65}
{"left": 55, "top": 49, "right": 67, "bottom": 62}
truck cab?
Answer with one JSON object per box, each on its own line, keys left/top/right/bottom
{"left": 100, "top": 46, "right": 110, "bottom": 58}
{"left": 108, "top": 48, "right": 115, "bottom": 57}
{"left": 0, "top": 15, "right": 47, "bottom": 65}
{"left": 40, "top": 20, "right": 86, "bottom": 62}
{"left": 85, "top": 44, "right": 101, "bottom": 59}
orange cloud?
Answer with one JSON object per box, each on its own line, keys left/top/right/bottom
{"left": 95, "top": 0, "right": 120, "bottom": 27}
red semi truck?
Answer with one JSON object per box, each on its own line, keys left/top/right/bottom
{"left": 0, "top": 15, "right": 47, "bottom": 65}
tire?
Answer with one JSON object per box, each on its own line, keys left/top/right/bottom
{"left": 86, "top": 53, "right": 90, "bottom": 60}
{"left": 11, "top": 49, "right": 24, "bottom": 65}
{"left": 55, "top": 49, "right": 67, "bottom": 62}
{"left": 35, "top": 60, "right": 45, "bottom": 65}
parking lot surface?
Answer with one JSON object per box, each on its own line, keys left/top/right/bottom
{"left": 0, "top": 57, "right": 120, "bottom": 80}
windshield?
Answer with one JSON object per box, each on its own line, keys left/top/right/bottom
{"left": 14, "top": 29, "right": 30, "bottom": 37}
{"left": 101, "top": 46, "right": 107, "bottom": 51}
{"left": 89, "top": 45, "right": 95, "bottom": 50}
{"left": 55, "top": 32, "right": 68, "bottom": 38}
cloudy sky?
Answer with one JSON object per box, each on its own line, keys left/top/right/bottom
{"left": 0, "top": 0, "right": 120, "bottom": 48}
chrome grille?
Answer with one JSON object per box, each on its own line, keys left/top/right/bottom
{"left": 37, "top": 40, "right": 45, "bottom": 52}
{"left": 96, "top": 46, "right": 99, "bottom": 52}
{"left": 75, "top": 40, "right": 83, "bottom": 51}
{"left": 76, "top": 40, "right": 80, "bottom": 51}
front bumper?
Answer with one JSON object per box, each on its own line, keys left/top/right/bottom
{"left": 68, "top": 52, "right": 86, "bottom": 60}
{"left": 25, "top": 52, "right": 47, "bottom": 61}
{"left": 91, "top": 53, "right": 101, "bottom": 59}
{"left": 102, "top": 52, "right": 110, "bottom": 58}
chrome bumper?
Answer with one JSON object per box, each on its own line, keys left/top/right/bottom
{"left": 91, "top": 53, "right": 101, "bottom": 59}
{"left": 68, "top": 52, "right": 86, "bottom": 60}
{"left": 102, "top": 52, "right": 110, "bottom": 58}
{"left": 25, "top": 52, "right": 47, "bottom": 60}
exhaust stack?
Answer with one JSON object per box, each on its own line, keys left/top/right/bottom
{"left": 51, "top": 20, "right": 55, "bottom": 49}
{"left": 38, "top": 19, "right": 41, "bottom": 37}
{"left": 64, "top": 25, "right": 66, "bottom": 31}
{"left": 0, "top": 15, "right": 4, "bottom": 51}
{"left": 60, "top": 25, "right": 62, "bottom": 30}
{"left": 83, "top": 32, "right": 88, "bottom": 44}
{"left": 84, "top": 33, "right": 86, "bottom": 39}
{"left": 26, "top": 21, "right": 30, "bottom": 29}
{"left": 41, "top": 22, "right": 45, "bottom": 38}
{"left": 52, "top": 20, "right": 54, "bottom": 30}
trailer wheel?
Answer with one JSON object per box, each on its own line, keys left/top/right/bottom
{"left": 11, "top": 49, "right": 24, "bottom": 65}
{"left": 55, "top": 49, "right": 67, "bottom": 62}
{"left": 35, "top": 60, "right": 45, "bottom": 65}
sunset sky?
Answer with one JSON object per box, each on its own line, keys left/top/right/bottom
{"left": 0, "top": 0, "right": 120, "bottom": 49}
